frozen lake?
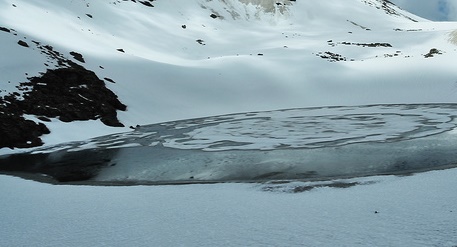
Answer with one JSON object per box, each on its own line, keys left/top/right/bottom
{"left": 1, "top": 104, "right": 457, "bottom": 184}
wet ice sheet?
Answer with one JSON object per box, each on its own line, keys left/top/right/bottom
{"left": 94, "top": 131, "right": 457, "bottom": 183}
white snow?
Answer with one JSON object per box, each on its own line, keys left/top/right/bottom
{"left": 1, "top": 1, "right": 457, "bottom": 246}
{"left": 1, "top": 168, "right": 456, "bottom": 246}
{"left": 1, "top": 0, "right": 457, "bottom": 150}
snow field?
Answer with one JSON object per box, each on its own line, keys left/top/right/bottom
{"left": 1, "top": 167, "right": 456, "bottom": 247}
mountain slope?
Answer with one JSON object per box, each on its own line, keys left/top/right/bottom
{"left": 1, "top": 0, "right": 457, "bottom": 150}
{"left": 2, "top": 2, "right": 457, "bottom": 245}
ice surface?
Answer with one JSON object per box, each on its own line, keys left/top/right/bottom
{"left": 24, "top": 104, "right": 457, "bottom": 152}
{"left": 2, "top": 104, "right": 457, "bottom": 184}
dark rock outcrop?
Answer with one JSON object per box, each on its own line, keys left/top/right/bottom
{"left": 424, "top": 48, "right": 442, "bottom": 58}
{"left": 17, "top": 40, "right": 29, "bottom": 47}
{"left": 69, "top": 51, "right": 85, "bottom": 63}
{"left": 0, "top": 63, "right": 126, "bottom": 149}
{"left": 0, "top": 110, "right": 50, "bottom": 149}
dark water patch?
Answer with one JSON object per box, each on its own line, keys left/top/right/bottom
{"left": 0, "top": 149, "right": 119, "bottom": 183}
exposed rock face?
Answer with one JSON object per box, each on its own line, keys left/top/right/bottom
{"left": 424, "top": 48, "right": 442, "bottom": 58}
{"left": 238, "top": 0, "right": 294, "bottom": 13}
{"left": 0, "top": 63, "right": 126, "bottom": 149}
{"left": 21, "top": 64, "right": 127, "bottom": 126}
{"left": 0, "top": 23, "right": 127, "bottom": 149}
{"left": 203, "top": 0, "right": 295, "bottom": 21}
{"left": 0, "top": 111, "right": 50, "bottom": 149}
{"left": 17, "top": 40, "right": 29, "bottom": 47}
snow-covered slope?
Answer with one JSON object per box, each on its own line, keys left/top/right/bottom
{"left": 1, "top": 0, "right": 457, "bottom": 150}
{"left": 1, "top": 2, "right": 457, "bottom": 245}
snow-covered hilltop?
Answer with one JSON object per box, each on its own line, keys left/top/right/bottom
{"left": 0, "top": 0, "right": 457, "bottom": 150}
